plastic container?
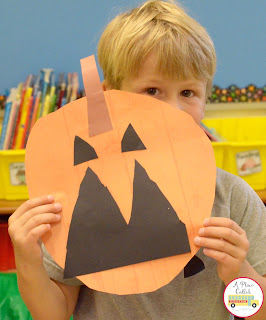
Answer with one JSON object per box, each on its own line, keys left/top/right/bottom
{"left": 0, "top": 223, "right": 15, "bottom": 271}
{"left": 0, "top": 272, "right": 74, "bottom": 319}
{"left": 0, "top": 150, "right": 28, "bottom": 200}
{"left": 202, "top": 117, "right": 266, "bottom": 190}
{"left": 0, "top": 273, "right": 33, "bottom": 320}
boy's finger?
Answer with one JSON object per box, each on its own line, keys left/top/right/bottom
{"left": 195, "top": 237, "right": 246, "bottom": 261}
{"left": 22, "top": 213, "right": 61, "bottom": 237}
{"left": 9, "top": 195, "right": 54, "bottom": 224}
{"left": 27, "top": 224, "right": 52, "bottom": 243}
{"left": 198, "top": 226, "right": 249, "bottom": 250}
{"left": 203, "top": 217, "right": 244, "bottom": 235}
{"left": 15, "top": 203, "right": 62, "bottom": 228}
{"left": 202, "top": 248, "right": 238, "bottom": 265}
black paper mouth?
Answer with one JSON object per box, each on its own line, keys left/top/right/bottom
{"left": 64, "top": 160, "right": 191, "bottom": 279}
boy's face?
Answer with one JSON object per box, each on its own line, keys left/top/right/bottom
{"left": 106, "top": 53, "right": 207, "bottom": 125}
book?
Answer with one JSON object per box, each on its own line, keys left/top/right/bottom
{"left": 58, "top": 81, "right": 66, "bottom": 109}
{"left": 11, "top": 75, "right": 32, "bottom": 149}
{"left": 61, "top": 88, "right": 67, "bottom": 107}
{"left": 70, "top": 73, "right": 79, "bottom": 102}
{"left": 3, "top": 84, "right": 22, "bottom": 150}
{"left": 49, "top": 93, "right": 57, "bottom": 113}
{"left": 0, "top": 88, "right": 17, "bottom": 149}
{"left": 20, "top": 95, "right": 34, "bottom": 149}
{"left": 38, "top": 68, "right": 53, "bottom": 118}
{"left": 26, "top": 72, "right": 41, "bottom": 135}
{"left": 14, "top": 86, "right": 33, "bottom": 149}
{"left": 54, "top": 73, "right": 65, "bottom": 111}
{"left": 8, "top": 100, "right": 21, "bottom": 149}
{"left": 66, "top": 73, "right": 72, "bottom": 103}
{"left": 42, "top": 93, "right": 51, "bottom": 117}
{"left": 48, "top": 73, "right": 56, "bottom": 114}
{"left": 29, "top": 91, "right": 41, "bottom": 131}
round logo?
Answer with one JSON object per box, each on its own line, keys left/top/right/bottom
{"left": 223, "top": 277, "right": 264, "bottom": 318}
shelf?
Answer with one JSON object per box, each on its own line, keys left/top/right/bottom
{"left": 205, "top": 102, "right": 266, "bottom": 118}
{"left": 0, "top": 199, "right": 26, "bottom": 215}
{"left": 256, "top": 189, "right": 266, "bottom": 204}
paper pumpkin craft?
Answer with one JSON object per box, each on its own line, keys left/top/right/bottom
{"left": 25, "top": 55, "right": 216, "bottom": 295}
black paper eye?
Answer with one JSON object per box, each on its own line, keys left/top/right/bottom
{"left": 74, "top": 136, "right": 98, "bottom": 165}
{"left": 121, "top": 124, "right": 146, "bottom": 153}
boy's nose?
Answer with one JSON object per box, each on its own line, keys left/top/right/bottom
{"left": 165, "top": 97, "right": 181, "bottom": 110}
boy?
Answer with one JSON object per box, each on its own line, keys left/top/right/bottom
{"left": 8, "top": 1, "right": 266, "bottom": 319}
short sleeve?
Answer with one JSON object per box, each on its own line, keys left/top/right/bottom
{"left": 230, "top": 177, "right": 266, "bottom": 276}
{"left": 41, "top": 243, "right": 83, "bottom": 286}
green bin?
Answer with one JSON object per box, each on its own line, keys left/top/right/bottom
{"left": 0, "top": 273, "right": 32, "bottom": 320}
{"left": 0, "top": 273, "right": 73, "bottom": 319}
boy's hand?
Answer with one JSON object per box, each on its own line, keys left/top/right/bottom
{"left": 194, "top": 217, "right": 250, "bottom": 285}
{"left": 8, "top": 195, "right": 62, "bottom": 269}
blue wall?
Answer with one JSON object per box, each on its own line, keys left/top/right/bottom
{"left": 1, "top": 0, "right": 265, "bottom": 93}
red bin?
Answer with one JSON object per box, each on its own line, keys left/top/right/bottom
{"left": 0, "top": 223, "right": 16, "bottom": 271}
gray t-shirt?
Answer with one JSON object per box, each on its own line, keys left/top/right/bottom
{"left": 42, "top": 168, "right": 266, "bottom": 320}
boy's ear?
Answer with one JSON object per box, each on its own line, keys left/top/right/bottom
{"left": 102, "top": 80, "right": 112, "bottom": 91}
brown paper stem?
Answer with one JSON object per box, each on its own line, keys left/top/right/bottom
{"left": 80, "top": 55, "right": 113, "bottom": 136}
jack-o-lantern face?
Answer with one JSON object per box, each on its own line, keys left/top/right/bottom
{"left": 25, "top": 56, "right": 216, "bottom": 295}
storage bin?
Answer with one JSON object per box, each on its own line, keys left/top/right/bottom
{"left": 202, "top": 117, "right": 266, "bottom": 190}
{"left": 0, "top": 272, "right": 74, "bottom": 319}
{"left": 0, "top": 223, "right": 15, "bottom": 271}
{"left": 0, "top": 150, "right": 28, "bottom": 200}
{"left": 0, "top": 241, "right": 74, "bottom": 319}
{"left": 0, "top": 273, "right": 33, "bottom": 320}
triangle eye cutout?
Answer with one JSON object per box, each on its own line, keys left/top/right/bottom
{"left": 121, "top": 124, "right": 146, "bottom": 153}
{"left": 74, "top": 136, "right": 98, "bottom": 166}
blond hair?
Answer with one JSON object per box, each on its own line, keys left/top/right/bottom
{"left": 98, "top": 0, "right": 216, "bottom": 96}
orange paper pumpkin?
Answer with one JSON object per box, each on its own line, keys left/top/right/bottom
{"left": 25, "top": 56, "right": 216, "bottom": 295}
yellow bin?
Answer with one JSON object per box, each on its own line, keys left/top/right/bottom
{"left": 202, "top": 117, "right": 266, "bottom": 191}
{"left": 0, "top": 150, "right": 28, "bottom": 200}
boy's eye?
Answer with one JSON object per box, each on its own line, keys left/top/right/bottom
{"left": 146, "top": 88, "right": 159, "bottom": 95}
{"left": 181, "top": 90, "right": 194, "bottom": 97}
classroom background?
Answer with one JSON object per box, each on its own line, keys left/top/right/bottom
{"left": 0, "top": 1, "right": 265, "bottom": 319}
{"left": 1, "top": 0, "right": 265, "bottom": 92}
